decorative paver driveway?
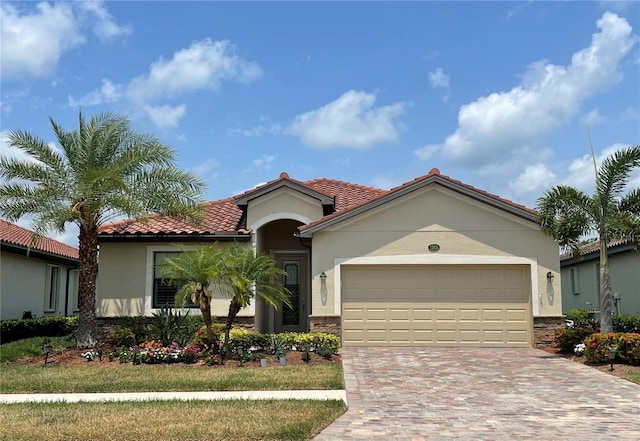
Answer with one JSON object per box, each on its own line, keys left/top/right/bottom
{"left": 315, "top": 347, "right": 640, "bottom": 440}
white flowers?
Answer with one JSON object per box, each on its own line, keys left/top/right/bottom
{"left": 574, "top": 343, "right": 586, "bottom": 356}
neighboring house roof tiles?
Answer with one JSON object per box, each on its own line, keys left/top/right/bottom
{"left": 0, "top": 219, "right": 79, "bottom": 260}
{"left": 560, "top": 238, "right": 632, "bottom": 261}
{"left": 98, "top": 169, "right": 534, "bottom": 237}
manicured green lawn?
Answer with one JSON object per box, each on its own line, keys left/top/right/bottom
{"left": 625, "top": 371, "right": 640, "bottom": 385}
{"left": 0, "top": 363, "right": 344, "bottom": 393}
{"left": 0, "top": 399, "right": 347, "bottom": 441}
{"left": 0, "top": 336, "right": 74, "bottom": 364}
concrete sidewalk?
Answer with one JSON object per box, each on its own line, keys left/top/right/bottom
{"left": 0, "top": 389, "right": 347, "bottom": 404}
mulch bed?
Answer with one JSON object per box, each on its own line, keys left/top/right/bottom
{"left": 542, "top": 347, "right": 640, "bottom": 380}
{"left": 17, "top": 345, "right": 341, "bottom": 368}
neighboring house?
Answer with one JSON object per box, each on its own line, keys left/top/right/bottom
{"left": 0, "top": 219, "right": 79, "bottom": 320}
{"left": 96, "top": 169, "right": 563, "bottom": 348}
{"left": 561, "top": 239, "right": 639, "bottom": 317}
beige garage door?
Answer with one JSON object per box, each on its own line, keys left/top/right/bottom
{"left": 342, "top": 264, "right": 532, "bottom": 347}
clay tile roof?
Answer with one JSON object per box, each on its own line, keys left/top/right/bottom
{"left": 299, "top": 169, "right": 537, "bottom": 234}
{"left": 98, "top": 199, "right": 248, "bottom": 236}
{"left": 560, "top": 238, "right": 632, "bottom": 261}
{"left": 0, "top": 219, "right": 79, "bottom": 260}
{"left": 304, "top": 178, "right": 389, "bottom": 211}
{"left": 388, "top": 168, "right": 537, "bottom": 216}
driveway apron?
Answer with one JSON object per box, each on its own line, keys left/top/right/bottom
{"left": 315, "top": 347, "right": 640, "bottom": 440}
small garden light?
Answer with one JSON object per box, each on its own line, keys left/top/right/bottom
{"left": 608, "top": 346, "right": 617, "bottom": 371}
{"left": 41, "top": 338, "right": 52, "bottom": 365}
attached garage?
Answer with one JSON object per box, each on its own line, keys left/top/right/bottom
{"left": 342, "top": 264, "right": 532, "bottom": 347}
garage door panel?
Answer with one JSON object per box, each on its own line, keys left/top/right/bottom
{"left": 342, "top": 264, "right": 532, "bottom": 347}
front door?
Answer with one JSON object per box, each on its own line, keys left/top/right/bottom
{"left": 274, "top": 252, "right": 308, "bottom": 333}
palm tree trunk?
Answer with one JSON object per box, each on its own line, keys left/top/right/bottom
{"left": 599, "top": 240, "right": 613, "bottom": 334}
{"left": 76, "top": 224, "right": 99, "bottom": 348}
{"left": 222, "top": 298, "right": 242, "bottom": 363}
{"left": 200, "top": 291, "right": 215, "bottom": 343}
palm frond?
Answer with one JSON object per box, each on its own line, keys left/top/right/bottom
{"left": 535, "top": 185, "right": 593, "bottom": 251}
{"left": 596, "top": 145, "right": 640, "bottom": 201}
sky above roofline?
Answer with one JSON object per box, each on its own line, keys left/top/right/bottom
{"left": 1, "top": 1, "right": 638, "bottom": 247}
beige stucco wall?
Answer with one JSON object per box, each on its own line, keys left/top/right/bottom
{"left": 1, "top": 251, "right": 77, "bottom": 320}
{"left": 246, "top": 187, "right": 323, "bottom": 229}
{"left": 309, "top": 186, "right": 561, "bottom": 318}
{"left": 96, "top": 241, "right": 253, "bottom": 318}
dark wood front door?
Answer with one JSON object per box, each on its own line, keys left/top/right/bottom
{"left": 274, "top": 253, "right": 308, "bottom": 333}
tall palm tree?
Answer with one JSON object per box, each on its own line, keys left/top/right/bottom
{"left": 536, "top": 145, "right": 640, "bottom": 333}
{"left": 0, "top": 112, "right": 206, "bottom": 348}
{"left": 211, "top": 243, "right": 291, "bottom": 359}
{"left": 156, "top": 245, "right": 222, "bottom": 343}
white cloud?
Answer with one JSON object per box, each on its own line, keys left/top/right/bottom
{"left": 560, "top": 143, "right": 634, "bottom": 192}
{"left": 78, "top": 0, "right": 132, "bottom": 40}
{"left": 123, "top": 39, "right": 261, "bottom": 128}
{"left": 428, "top": 68, "right": 450, "bottom": 89}
{"left": 253, "top": 154, "right": 275, "bottom": 169}
{"left": 190, "top": 158, "right": 219, "bottom": 177}
{"left": 143, "top": 104, "right": 187, "bottom": 128}
{"left": 580, "top": 108, "right": 605, "bottom": 126}
{"left": 68, "top": 79, "right": 122, "bottom": 107}
{"left": 428, "top": 67, "right": 450, "bottom": 102}
{"left": 128, "top": 39, "right": 262, "bottom": 104}
{"left": 288, "top": 90, "right": 406, "bottom": 149}
{"left": 228, "top": 124, "right": 283, "bottom": 137}
{"left": 509, "top": 164, "right": 556, "bottom": 197}
{"left": 0, "top": 2, "right": 84, "bottom": 79}
{"left": 418, "top": 12, "right": 636, "bottom": 167}
{"left": 414, "top": 144, "right": 441, "bottom": 160}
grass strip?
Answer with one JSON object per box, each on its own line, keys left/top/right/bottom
{"left": 0, "top": 399, "right": 347, "bottom": 441}
{"left": 0, "top": 363, "right": 344, "bottom": 393}
{"left": 625, "top": 371, "right": 640, "bottom": 385}
{"left": 0, "top": 336, "right": 74, "bottom": 364}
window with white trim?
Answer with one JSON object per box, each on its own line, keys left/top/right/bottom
{"left": 570, "top": 267, "right": 580, "bottom": 295}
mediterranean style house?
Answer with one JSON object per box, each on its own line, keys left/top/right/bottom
{"left": 0, "top": 220, "right": 79, "bottom": 320}
{"left": 561, "top": 239, "right": 639, "bottom": 316}
{"left": 96, "top": 169, "right": 563, "bottom": 347}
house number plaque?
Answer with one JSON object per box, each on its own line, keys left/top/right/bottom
{"left": 428, "top": 244, "right": 440, "bottom": 252}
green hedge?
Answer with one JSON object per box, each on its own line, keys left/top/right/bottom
{"left": 0, "top": 316, "right": 78, "bottom": 344}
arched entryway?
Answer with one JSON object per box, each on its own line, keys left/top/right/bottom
{"left": 253, "top": 218, "right": 310, "bottom": 333}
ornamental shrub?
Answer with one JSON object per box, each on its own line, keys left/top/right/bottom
{"left": 0, "top": 316, "right": 78, "bottom": 344}
{"left": 554, "top": 327, "right": 594, "bottom": 353}
{"left": 614, "top": 333, "right": 640, "bottom": 366}
{"left": 582, "top": 332, "right": 640, "bottom": 365}
{"left": 613, "top": 315, "right": 640, "bottom": 333}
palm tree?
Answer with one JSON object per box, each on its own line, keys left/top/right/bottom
{"left": 536, "top": 145, "right": 640, "bottom": 333}
{"left": 211, "top": 243, "right": 291, "bottom": 359}
{"left": 156, "top": 245, "right": 222, "bottom": 344}
{"left": 0, "top": 112, "right": 206, "bottom": 348}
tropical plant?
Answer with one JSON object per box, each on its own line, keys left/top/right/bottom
{"left": 210, "top": 243, "right": 291, "bottom": 359}
{"left": 0, "top": 112, "right": 206, "bottom": 347}
{"left": 156, "top": 245, "right": 224, "bottom": 344}
{"left": 536, "top": 145, "right": 640, "bottom": 333}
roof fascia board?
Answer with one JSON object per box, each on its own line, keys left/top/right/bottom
{"left": 97, "top": 234, "right": 251, "bottom": 243}
{"left": 235, "top": 180, "right": 333, "bottom": 206}
{"left": 299, "top": 176, "right": 536, "bottom": 238}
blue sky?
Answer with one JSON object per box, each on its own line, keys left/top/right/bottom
{"left": 1, "top": 1, "right": 639, "bottom": 247}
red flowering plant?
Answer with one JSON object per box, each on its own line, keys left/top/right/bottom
{"left": 584, "top": 332, "right": 640, "bottom": 365}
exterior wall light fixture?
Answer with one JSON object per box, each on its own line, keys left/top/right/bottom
{"left": 546, "top": 271, "right": 554, "bottom": 282}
